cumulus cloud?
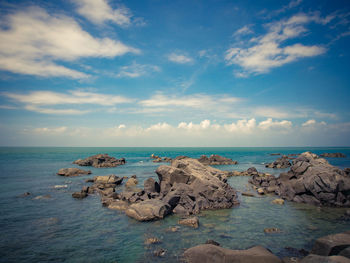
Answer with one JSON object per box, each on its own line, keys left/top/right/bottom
{"left": 302, "top": 119, "right": 326, "bottom": 127}
{"left": 168, "top": 53, "right": 193, "bottom": 64}
{"left": 72, "top": 0, "right": 132, "bottom": 26}
{"left": 0, "top": 7, "right": 139, "bottom": 78}
{"left": 258, "top": 118, "right": 292, "bottom": 130}
{"left": 115, "top": 62, "right": 160, "bottom": 78}
{"left": 225, "top": 12, "right": 329, "bottom": 76}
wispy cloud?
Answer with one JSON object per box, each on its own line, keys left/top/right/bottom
{"left": 115, "top": 62, "right": 160, "bottom": 78}
{"left": 234, "top": 25, "right": 253, "bottom": 36}
{"left": 225, "top": 12, "right": 330, "bottom": 76}
{"left": 72, "top": 0, "right": 132, "bottom": 26}
{"left": 168, "top": 53, "right": 193, "bottom": 64}
{"left": 0, "top": 7, "right": 139, "bottom": 79}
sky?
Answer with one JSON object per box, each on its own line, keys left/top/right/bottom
{"left": 0, "top": 0, "right": 349, "bottom": 147}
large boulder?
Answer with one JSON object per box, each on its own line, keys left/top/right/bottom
{"left": 265, "top": 155, "right": 291, "bottom": 169}
{"left": 198, "top": 154, "right": 238, "bottom": 165}
{"left": 250, "top": 152, "right": 350, "bottom": 207}
{"left": 183, "top": 244, "right": 282, "bottom": 263}
{"left": 300, "top": 254, "right": 350, "bottom": 263}
{"left": 125, "top": 199, "right": 171, "bottom": 221}
{"left": 73, "top": 154, "right": 126, "bottom": 168}
{"left": 57, "top": 168, "right": 91, "bottom": 177}
{"left": 311, "top": 231, "right": 350, "bottom": 257}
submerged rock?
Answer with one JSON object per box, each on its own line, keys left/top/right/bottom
{"left": 249, "top": 152, "right": 350, "bottom": 207}
{"left": 320, "top": 153, "right": 347, "bottom": 158}
{"left": 197, "top": 154, "right": 238, "bottom": 165}
{"left": 57, "top": 168, "right": 91, "bottom": 177}
{"left": 265, "top": 155, "right": 291, "bottom": 169}
{"left": 178, "top": 217, "right": 199, "bottom": 228}
{"left": 183, "top": 244, "right": 282, "bottom": 263}
{"left": 145, "top": 237, "right": 161, "bottom": 245}
{"left": 73, "top": 154, "right": 126, "bottom": 168}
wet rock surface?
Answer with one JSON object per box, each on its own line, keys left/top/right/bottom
{"left": 73, "top": 154, "right": 126, "bottom": 168}
{"left": 320, "top": 153, "right": 347, "bottom": 158}
{"left": 57, "top": 168, "right": 91, "bottom": 177}
{"left": 250, "top": 152, "right": 350, "bottom": 207}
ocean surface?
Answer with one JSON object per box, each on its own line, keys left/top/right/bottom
{"left": 1, "top": 147, "right": 350, "bottom": 263}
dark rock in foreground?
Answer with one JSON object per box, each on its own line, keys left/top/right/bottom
{"left": 320, "top": 153, "right": 347, "bottom": 158}
{"left": 183, "top": 244, "right": 282, "bottom": 263}
{"left": 123, "top": 157, "right": 239, "bottom": 221}
{"left": 250, "top": 152, "right": 350, "bottom": 207}
{"left": 57, "top": 168, "right": 91, "bottom": 177}
{"left": 198, "top": 154, "right": 238, "bottom": 165}
{"left": 311, "top": 231, "right": 350, "bottom": 257}
{"left": 265, "top": 155, "right": 291, "bottom": 169}
{"left": 73, "top": 154, "right": 126, "bottom": 168}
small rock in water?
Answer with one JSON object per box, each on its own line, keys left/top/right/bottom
{"left": 72, "top": 191, "right": 88, "bottom": 199}
{"left": 145, "top": 237, "right": 161, "bottom": 245}
{"left": 242, "top": 192, "right": 256, "bottom": 197}
{"left": 18, "top": 192, "right": 31, "bottom": 197}
{"left": 264, "top": 227, "right": 282, "bottom": 234}
{"left": 33, "top": 195, "right": 52, "bottom": 200}
{"left": 125, "top": 177, "right": 138, "bottom": 188}
{"left": 166, "top": 226, "right": 180, "bottom": 232}
{"left": 257, "top": 188, "right": 265, "bottom": 195}
{"left": 205, "top": 239, "right": 220, "bottom": 246}
{"left": 153, "top": 248, "right": 166, "bottom": 257}
{"left": 272, "top": 198, "right": 285, "bottom": 205}
{"left": 178, "top": 217, "right": 199, "bottom": 228}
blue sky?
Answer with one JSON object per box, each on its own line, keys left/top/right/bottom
{"left": 0, "top": 0, "right": 349, "bottom": 146}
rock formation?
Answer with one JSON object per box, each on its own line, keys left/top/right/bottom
{"left": 57, "top": 168, "right": 91, "bottom": 177}
{"left": 73, "top": 154, "right": 126, "bottom": 168}
{"left": 197, "top": 154, "right": 238, "bottom": 165}
{"left": 265, "top": 155, "right": 291, "bottom": 169}
{"left": 320, "top": 153, "right": 347, "bottom": 158}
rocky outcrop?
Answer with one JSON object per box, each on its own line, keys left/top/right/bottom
{"left": 183, "top": 244, "right": 282, "bottom": 263}
{"left": 265, "top": 155, "right": 291, "bottom": 169}
{"left": 151, "top": 154, "right": 172, "bottom": 163}
{"left": 57, "top": 168, "right": 91, "bottom": 177}
{"left": 300, "top": 254, "right": 350, "bottom": 263}
{"left": 121, "top": 157, "right": 239, "bottom": 221}
{"left": 73, "top": 154, "right": 126, "bottom": 168}
{"left": 311, "top": 231, "right": 350, "bottom": 257}
{"left": 320, "top": 153, "right": 347, "bottom": 158}
{"left": 228, "top": 167, "right": 268, "bottom": 177}
{"left": 198, "top": 154, "right": 238, "bottom": 165}
{"left": 249, "top": 152, "right": 350, "bottom": 207}
{"left": 248, "top": 173, "right": 279, "bottom": 194}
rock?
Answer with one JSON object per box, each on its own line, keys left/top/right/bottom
{"left": 145, "top": 237, "right": 161, "bottom": 245}
{"left": 125, "top": 199, "right": 171, "bottom": 221}
{"left": 108, "top": 200, "right": 129, "bottom": 211}
{"left": 153, "top": 248, "right": 166, "bottom": 257}
{"left": 73, "top": 154, "right": 126, "bottom": 168}
{"left": 19, "top": 192, "right": 31, "bottom": 197}
{"left": 85, "top": 178, "right": 94, "bottom": 183}
{"left": 72, "top": 191, "right": 88, "bottom": 199}
{"left": 272, "top": 199, "right": 285, "bottom": 205}
{"left": 205, "top": 240, "right": 220, "bottom": 246}
{"left": 33, "top": 194, "right": 51, "bottom": 200}
{"left": 227, "top": 167, "right": 262, "bottom": 177}
{"left": 125, "top": 178, "right": 138, "bottom": 188}
{"left": 242, "top": 192, "right": 256, "bottom": 197}
{"left": 198, "top": 154, "right": 238, "bottom": 165}
{"left": 183, "top": 244, "right": 282, "bottom": 263}
{"left": 300, "top": 254, "right": 350, "bottom": 263}
{"left": 311, "top": 231, "right": 350, "bottom": 256}
{"left": 266, "top": 155, "right": 291, "bottom": 169}
{"left": 57, "top": 168, "right": 91, "bottom": 177}
{"left": 94, "top": 175, "right": 123, "bottom": 185}
{"left": 144, "top": 178, "right": 160, "bottom": 193}
{"left": 250, "top": 152, "right": 350, "bottom": 207}
{"left": 339, "top": 247, "right": 350, "bottom": 258}
{"left": 258, "top": 188, "right": 265, "bottom": 195}
{"left": 264, "top": 228, "right": 282, "bottom": 234}
{"left": 320, "top": 153, "right": 346, "bottom": 158}
{"left": 179, "top": 217, "right": 199, "bottom": 228}
{"left": 271, "top": 153, "right": 281, "bottom": 156}
{"left": 166, "top": 226, "right": 180, "bottom": 232}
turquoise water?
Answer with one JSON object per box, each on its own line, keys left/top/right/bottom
{"left": 1, "top": 147, "right": 350, "bottom": 262}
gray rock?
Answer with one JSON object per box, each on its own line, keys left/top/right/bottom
{"left": 183, "top": 244, "right": 282, "bottom": 263}
{"left": 73, "top": 154, "right": 126, "bottom": 168}
{"left": 178, "top": 217, "right": 199, "bottom": 228}
{"left": 72, "top": 191, "right": 88, "bottom": 199}
{"left": 125, "top": 199, "right": 171, "bottom": 221}
{"left": 311, "top": 231, "right": 350, "bottom": 256}
{"left": 300, "top": 254, "right": 350, "bottom": 263}
{"left": 320, "top": 153, "right": 346, "bottom": 158}
{"left": 144, "top": 178, "right": 160, "bottom": 193}
{"left": 198, "top": 154, "right": 238, "bottom": 165}
{"left": 266, "top": 155, "right": 291, "bottom": 169}
{"left": 57, "top": 168, "right": 91, "bottom": 177}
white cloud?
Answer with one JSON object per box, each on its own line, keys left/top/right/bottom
{"left": 168, "top": 53, "right": 193, "bottom": 64}
{"left": 33, "top": 126, "right": 67, "bottom": 134}
{"left": 73, "top": 0, "right": 132, "bottom": 26}
{"left": 146, "top": 122, "right": 172, "bottom": 132}
{"left": 302, "top": 119, "right": 326, "bottom": 127}
{"left": 234, "top": 25, "right": 253, "bottom": 36}
{"left": 178, "top": 120, "right": 213, "bottom": 130}
{"left": 225, "top": 12, "right": 329, "bottom": 76}
{"left": 118, "top": 124, "right": 126, "bottom": 129}
{"left": 115, "top": 62, "right": 160, "bottom": 78}
{"left": 258, "top": 118, "right": 292, "bottom": 130}
{"left": 224, "top": 119, "right": 256, "bottom": 133}
{"left": 0, "top": 7, "right": 139, "bottom": 78}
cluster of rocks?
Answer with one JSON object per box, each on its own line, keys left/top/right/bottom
{"left": 265, "top": 155, "right": 291, "bottom": 169}
{"left": 73, "top": 154, "right": 126, "bottom": 168}
{"left": 102, "top": 157, "right": 239, "bottom": 221}
{"left": 197, "top": 154, "right": 238, "bottom": 165}
{"left": 320, "top": 152, "right": 347, "bottom": 158}
{"left": 57, "top": 168, "right": 91, "bottom": 177}
{"left": 227, "top": 167, "right": 267, "bottom": 177}
{"left": 72, "top": 174, "right": 124, "bottom": 199}
{"left": 249, "top": 173, "right": 279, "bottom": 195}
{"left": 250, "top": 152, "right": 350, "bottom": 207}
{"left": 151, "top": 154, "right": 172, "bottom": 163}
{"left": 183, "top": 230, "right": 350, "bottom": 263}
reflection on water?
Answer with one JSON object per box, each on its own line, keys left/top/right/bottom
{"left": 0, "top": 147, "right": 349, "bottom": 262}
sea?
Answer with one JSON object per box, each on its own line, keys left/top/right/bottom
{"left": 1, "top": 147, "right": 350, "bottom": 263}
